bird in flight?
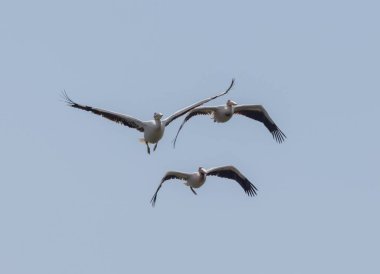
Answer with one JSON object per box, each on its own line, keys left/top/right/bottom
{"left": 62, "top": 79, "right": 234, "bottom": 154}
{"left": 173, "top": 99, "right": 286, "bottom": 147}
{"left": 150, "top": 165, "right": 257, "bottom": 207}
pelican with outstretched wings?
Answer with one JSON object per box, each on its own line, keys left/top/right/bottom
{"left": 173, "top": 99, "right": 286, "bottom": 147}
{"left": 62, "top": 79, "right": 234, "bottom": 154}
{"left": 150, "top": 165, "right": 257, "bottom": 206}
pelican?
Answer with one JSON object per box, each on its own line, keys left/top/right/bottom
{"left": 173, "top": 100, "right": 286, "bottom": 147}
{"left": 62, "top": 79, "right": 234, "bottom": 154}
{"left": 150, "top": 165, "right": 257, "bottom": 206}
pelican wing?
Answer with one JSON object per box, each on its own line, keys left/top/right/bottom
{"left": 206, "top": 166, "right": 257, "bottom": 196}
{"left": 163, "top": 78, "right": 234, "bottom": 127}
{"left": 62, "top": 91, "right": 145, "bottom": 132}
{"left": 234, "top": 105, "right": 286, "bottom": 143}
{"left": 172, "top": 106, "right": 218, "bottom": 147}
{"left": 150, "top": 171, "right": 190, "bottom": 207}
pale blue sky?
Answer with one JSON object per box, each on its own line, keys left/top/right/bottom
{"left": 1, "top": 0, "right": 379, "bottom": 273}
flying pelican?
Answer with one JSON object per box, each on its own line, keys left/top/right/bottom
{"left": 62, "top": 79, "right": 234, "bottom": 154}
{"left": 150, "top": 165, "right": 257, "bottom": 206}
{"left": 173, "top": 100, "right": 286, "bottom": 147}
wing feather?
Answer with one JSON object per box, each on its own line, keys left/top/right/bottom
{"left": 234, "top": 105, "right": 286, "bottom": 143}
{"left": 163, "top": 79, "right": 234, "bottom": 127}
{"left": 150, "top": 171, "right": 189, "bottom": 207}
{"left": 206, "top": 166, "right": 257, "bottom": 196}
{"left": 62, "top": 91, "right": 145, "bottom": 132}
{"left": 172, "top": 106, "right": 217, "bottom": 147}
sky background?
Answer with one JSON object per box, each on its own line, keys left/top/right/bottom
{"left": 1, "top": 0, "right": 379, "bottom": 273}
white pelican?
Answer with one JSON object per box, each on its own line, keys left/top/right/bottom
{"left": 150, "top": 165, "right": 257, "bottom": 206}
{"left": 173, "top": 100, "right": 286, "bottom": 147}
{"left": 62, "top": 79, "right": 234, "bottom": 154}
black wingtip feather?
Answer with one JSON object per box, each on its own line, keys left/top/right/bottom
{"left": 150, "top": 188, "right": 160, "bottom": 207}
{"left": 223, "top": 78, "right": 235, "bottom": 95}
{"left": 271, "top": 128, "right": 287, "bottom": 143}
{"left": 207, "top": 168, "right": 258, "bottom": 198}
{"left": 61, "top": 90, "right": 72, "bottom": 105}
{"left": 60, "top": 90, "right": 80, "bottom": 108}
{"left": 237, "top": 177, "right": 257, "bottom": 197}
{"left": 150, "top": 194, "right": 157, "bottom": 207}
{"left": 245, "top": 181, "right": 258, "bottom": 197}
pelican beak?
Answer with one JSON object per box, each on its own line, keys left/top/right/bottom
{"left": 227, "top": 100, "right": 238, "bottom": 106}
{"left": 154, "top": 112, "right": 164, "bottom": 120}
{"left": 199, "top": 167, "right": 207, "bottom": 174}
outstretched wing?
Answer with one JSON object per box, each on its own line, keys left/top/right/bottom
{"left": 172, "top": 106, "right": 217, "bottom": 147}
{"left": 62, "top": 91, "right": 145, "bottom": 132}
{"left": 150, "top": 171, "right": 190, "bottom": 207}
{"left": 234, "top": 105, "right": 286, "bottom": 143}
{"left": 163, "top": 78, "right": 234, "bottom": 127}
{"left": 206, "top": 166, "right": 257, "bottom": 196}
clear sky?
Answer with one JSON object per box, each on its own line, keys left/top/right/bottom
{"left": 1, "top": 0, "right": 379, "bottom": 273}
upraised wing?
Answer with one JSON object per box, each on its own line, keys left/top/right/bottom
{"left": 206, "top": 165, "right": 257, "bottom": 196}
{"left": 62, "top": 91, "right": 145, "bottom": 132}
{"left": 150, "top": 171, "right": 190, "bottom": 207}
{"left": 234, "top": 105, "right": 286, "bottom": 143}
{"left": 172, "top": 106, "right": 218, "bottom": 147}
{"left": 163, "top": 78, "right": 234, "bottom": 127}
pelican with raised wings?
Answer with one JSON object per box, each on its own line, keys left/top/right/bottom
{"left": 173, "top": 99, "right": 286, "bottom": 147}
{"left": 62, "top": 79, "right": 234, "bottom": 154}
{"left": 150, "top": 165, "right": 257, "bottom": 206}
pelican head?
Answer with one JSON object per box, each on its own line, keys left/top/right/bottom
{"left": 154, "top": 112, "right": 163, "bottom": 120}
{"left": 226, "top": 99, "right": 238, "bottom": 107}
{"left": 198, "top": 167, "right": 207, "bottom": 175}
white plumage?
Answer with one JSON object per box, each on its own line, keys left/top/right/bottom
{"left": 62, "top": 79, "right": 234, "bottom": 154}
{"left": 151, "top": 165, "right": 257, "bottom": 206}
{"left": 173, "top": 99, "right": 286, "bottom": 146}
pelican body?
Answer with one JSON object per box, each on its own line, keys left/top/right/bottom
{"left": 173, "top": 99, "right": 286, "bottom": 147}
{"left": 143, "top": 113, "right": 165, "bottom": 144}
{"left": 184, "top": 168, "right": 207, "bottom": 188}
{"left": 62, "top": 79, "right": 234, "bottom": 154}
{"left": 151, "top": 165, "right": 257, "bottom": 206}
{"left": 211, "top": 100, "right": 236, "bottom": 122}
